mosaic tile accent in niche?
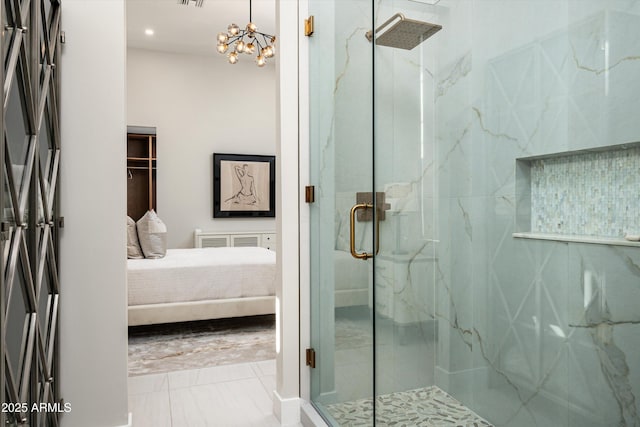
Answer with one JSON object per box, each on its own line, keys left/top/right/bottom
{"left": 530, "top": 145, "right": 640, "bottom": 237}
{"left": 326, "top": 386, "right": 492, "bottom": 426}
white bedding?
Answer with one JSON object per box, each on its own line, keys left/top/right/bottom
{"left": 127, "top": 247, "right": 276, "bottom": 306}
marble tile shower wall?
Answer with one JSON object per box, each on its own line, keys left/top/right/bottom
{"left": 530, "top": 146, "right": 640, "bottom": 237}
{"left": 311, "top": 0, "right": 640, "bottom": 425}
{"left": 433, "top": 1, "right": 640, "bottom": 427}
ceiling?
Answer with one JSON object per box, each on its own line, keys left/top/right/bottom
{"left": 126, "top": 0, "right": 276, "bottom": 57}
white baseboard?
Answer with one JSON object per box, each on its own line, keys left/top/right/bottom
{"left": 114, "top": 413, "right": 132, "bottom": 427}
{"left": 273, "top": 390, "right": 301, "bottom": 426}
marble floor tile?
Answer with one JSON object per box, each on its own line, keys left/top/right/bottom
{"left": 252, "top": 359, "right": 276, "bottom": 377}
{"left": 170, "top": 377, "right": 279, "bottom": 427}
{"left": 128, "top": 360, "right": 302, "bottom": 426}
{"left": 129, "top": 390, "right": 172, "bottom": 427}
{"left": 128, "top": 372, "right": 169, "bottom": 396}
{"left": 258, "top": 374, "right": 276, "bottom": 397}
{"left": 168, "top": 362, "right": 256, "bottom": 390}
{"left": 127, "top": 317, "right": 291, "bottom": 426}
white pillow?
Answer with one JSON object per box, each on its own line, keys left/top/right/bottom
{"left": 136, "top": 210, "right": 167, "bottom": 259}
{"left": 126, "top": 216, "right": 144, "bottom": 259}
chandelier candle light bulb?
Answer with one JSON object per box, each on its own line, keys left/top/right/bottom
{"left": 228, "top": 23, "right": 240, "bottom": 36}
{"left": 216, "top": 0, "right": 276, "bottom": 67}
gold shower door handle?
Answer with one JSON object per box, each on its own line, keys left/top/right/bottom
{"left": 349, "top": 203, "right": 380, "bottom": 260}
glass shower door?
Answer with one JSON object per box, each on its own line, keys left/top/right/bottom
{"left": 310, "top": 0, "right": 640, "bottom": 426}
{"left": 308, "top": 0, "right": 442, "bottom": 424}
{"left": 371, "top": 0, "right": 440, "bottom": 408}
{"left": 308, "top": 0, "right": 375, "bottom": 424}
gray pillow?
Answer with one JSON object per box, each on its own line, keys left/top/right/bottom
{"left": 127, "top": 216, "right": 144, "bottom": 259}
{"left": 136, "top": 210, "right": 167, "bottom": 259}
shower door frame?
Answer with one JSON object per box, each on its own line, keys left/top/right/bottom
{"left": 304, "top": 0, "right": 443, "bottom": 423}
{"left": 304, "top": 0, "right": 381, "bottom": 423}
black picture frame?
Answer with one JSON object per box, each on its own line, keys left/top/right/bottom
{"left": 213, "top": 153, "right": 276, "bottom": 218}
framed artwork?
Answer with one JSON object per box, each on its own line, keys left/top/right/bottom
{"left": 213, "top": 153, "right": 276, "bottom": 218}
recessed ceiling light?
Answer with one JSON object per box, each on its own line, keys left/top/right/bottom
{"left": 145, "top": 28, "right": 154, "bottom": 36}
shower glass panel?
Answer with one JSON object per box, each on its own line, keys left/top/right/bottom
{"left": 308, "top": 0, "right": 375, "bottom": 424}
{"left": 371, "top": 0, "right": 440, "bottom": 424}
{"left": 309, "top": 0, "right": 640, "bottom": 426}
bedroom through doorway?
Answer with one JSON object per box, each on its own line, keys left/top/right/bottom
{"left": 124, "top": 1, "right": 279, "bottom": 425}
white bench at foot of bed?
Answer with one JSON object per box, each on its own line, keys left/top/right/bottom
{"left": 128, "top": 296, "right": 275, "bottom": 326}
{"left": 127, "top": 247, "right": 276, "bottom": 326}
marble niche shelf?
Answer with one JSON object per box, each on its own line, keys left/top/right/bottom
{"left": 512, "top": 232, "right": 640, "bottom": 247}
{"left": 515, "top": 141, "right": 640, "bottom": 247}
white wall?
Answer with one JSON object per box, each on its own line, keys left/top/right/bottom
{"left": 127, "top": 48, "right": 277, "bottom": 248}
{"left": 297, "top": 0, "right": 312, "bottom": 404}
{"left": 274, "top": 1, "right": 302, "bottom": 425}
{"left": 59, "top": 1, "right": 129, "bottom": 427}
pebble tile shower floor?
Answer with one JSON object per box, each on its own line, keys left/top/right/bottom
{"left": 326, "top": 386, "right": 492, "bottom": 427}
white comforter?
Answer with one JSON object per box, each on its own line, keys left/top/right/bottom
{"left": 127, "top": 247, "right": 276, "bottom": 306}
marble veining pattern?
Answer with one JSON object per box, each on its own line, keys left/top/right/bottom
{"left": 326, "top": 386, "right": 492, "bottom": 426}
{"left": 435, "top": 260, "right": 473, "bottom": 352}
{"left": 579, "top": 264, "right": 639, "bottom": 425}
{"left": 437, "top": 52, "right": 472, "bottom": 99}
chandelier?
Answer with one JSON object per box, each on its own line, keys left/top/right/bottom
{"left": 216, "top": 0, "right": 276, "bottom": 67}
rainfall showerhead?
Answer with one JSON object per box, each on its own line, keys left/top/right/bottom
{"left": 365, "top": 13, "right": 442, "bottom": 50}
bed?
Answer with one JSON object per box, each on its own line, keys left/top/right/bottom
{"left": 127, "top": 246, "right": 276, "bottom": 326}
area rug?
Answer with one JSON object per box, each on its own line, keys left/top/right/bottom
{"left": 127, "top": 314, "right": 275, "bottom": 376}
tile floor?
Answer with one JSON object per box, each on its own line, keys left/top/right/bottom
{"left": 325, "top": 386, "right": 492, "bottom": 426}
{"left": 128, "top": 359, "right": 302, "bottom": 427}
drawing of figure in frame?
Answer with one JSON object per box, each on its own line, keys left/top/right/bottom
{"left": 225, "top": 163, "right": 258, "bottom": 206}
{"left": 219, "top": 159, "right": 271, "bottom": 212}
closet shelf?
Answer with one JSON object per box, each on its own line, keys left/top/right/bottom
{"left": 127, "top": 157, "right": 157, "bottom": 161}
{"left": 127, "top": 128, "right": 157, "bottom": 221}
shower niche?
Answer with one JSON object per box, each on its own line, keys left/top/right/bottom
{"left": 514, "top": 141, "right": 640, "bottom": 246}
